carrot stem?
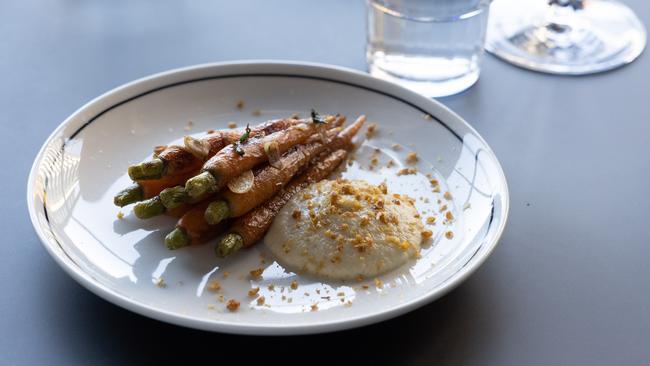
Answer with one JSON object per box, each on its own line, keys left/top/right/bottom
{"left": 113, "top": 184, "right": 143, "bottom": 207}
{"left": 216, "top": 233, "right": 244, "bottom": 257}
{"left": 165, "top": 228, "right": 189, "bottom": 250}
{"left": 128, "top": 158, "right": 164, "bottom": 180}
{"left": 204, "top": 200, "right": 230, "bottom": 225}
{"left": 133, "top": 196, "right": 165, "bottom": 219}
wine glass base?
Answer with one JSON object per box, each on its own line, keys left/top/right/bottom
{"left": 486, "top": 0, "right": 647, "bottom": 75}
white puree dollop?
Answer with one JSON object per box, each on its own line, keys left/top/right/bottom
{"left": 265, "top": 179, "right": 425, "bottom": 280}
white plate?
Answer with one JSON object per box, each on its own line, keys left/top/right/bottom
{"left": 27, "top": 61, "right": 509, "bottom": 335}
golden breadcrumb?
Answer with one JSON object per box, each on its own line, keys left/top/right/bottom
{"left": 226, "top": 299, "right": 240, "bottom": 312}
{"left": 207, "top": 280, "right": 221, "bottom": 292}
{"left": 249, "top": 268, "right": 264, "bottom": 280}
{"left": 396, "top": 167, "right": 417, "bottom": 176}
{"left": 365, "top": 123, "right": 378, "bottom": 139}
{"left": 248, "top": 287, "right": 260, "bottom": 297}
{"left": 406, "top": 152, "right": 419, "bottom": 164}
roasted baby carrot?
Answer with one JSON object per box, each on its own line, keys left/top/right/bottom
{"left": 202, "top": 131, "right": 338, "bottom": 225}
{"left": 114, "top": 170, "right": 199, "bottom": 207}
{"left": 184, "top": 114, "right": 345, "bottom": 200}
{"left": 214, "top": 115, "right": 365, "bottom": 256}
{"left": 134, "top": 115, "right": 345, "bottom": 217}
{"left": 164, "top": 201, "right": 228, "bottom": 249}
{"left": 216, "top": 149, "right": 348, "bottom": 257}
{"left": 127, "top": 118, "right": 303, "bottom": 181}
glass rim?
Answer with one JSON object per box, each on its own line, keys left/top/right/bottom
{"left": 368, "top": 0, "right": 491, "bottom": 23}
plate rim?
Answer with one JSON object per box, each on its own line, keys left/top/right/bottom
{"left": 27, "top": 60, "right": 509, "bottom": 335}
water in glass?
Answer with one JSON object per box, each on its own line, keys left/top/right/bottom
{"left": 367, "top": 0, "right": 490, "bottom": 97}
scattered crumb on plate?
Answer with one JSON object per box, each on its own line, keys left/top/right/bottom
{"left": 256, "top": 296, "right": 266, "bottom": 305}
{"left": 226, "top": 299, "right": 240, "bottom": 312}
{"left": 406, "top": 152, "right": 418, "bottom": 164}
{"left": 207, "top": 280, "right": 221, "bottom": 292}
{"left": 250, "top": 268, "right": 263, "bottom": 280}
{"left": 248, "top": 287, "right": 260, "bottom": 297}
{"left": 365, "top": 123, "right": 378, "bottom": 139}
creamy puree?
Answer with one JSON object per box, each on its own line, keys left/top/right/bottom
{"left": 265, "top": 179, "right": 426, "bottom": 280}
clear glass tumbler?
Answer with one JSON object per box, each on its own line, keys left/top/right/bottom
{"left": 366, "top": 0, "right": 491, "bottom": 98}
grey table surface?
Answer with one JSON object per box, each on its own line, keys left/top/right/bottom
{"left": 2, "top": 0, "right": 649, "bottom": 364}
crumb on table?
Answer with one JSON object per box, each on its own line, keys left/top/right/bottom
{"left": 236, "top": 100, "right": 245, "bottom": 109}
{"left": 228, "top": 122, "right": 237, "bottom": 129}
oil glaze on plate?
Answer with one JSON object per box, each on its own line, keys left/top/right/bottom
{"left": 27, "top": 61, "right": 509, "bottom": 335}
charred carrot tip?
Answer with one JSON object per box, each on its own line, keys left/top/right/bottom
{"left": 185, "top": 171, "right": 217, "bottom": 198}
{"left": 216, "top": 233, "right": 244, "bottom": 257}
{"left": 128, "top": 158, "right": 164, "bottom": 180}
{"left": 165, "top": 228, "right": 189, "bottom": 250}
{"left": 204, "top": 200, "right": 230, "bottom": 225}
{"left": 160, "top": 186, "right": 189, "bottom": 209}
{"left": 133, "top": 196, "right": 165, "bottom": 219}
{"left": 113, "top": 184, "right": 143, "bottom": 207}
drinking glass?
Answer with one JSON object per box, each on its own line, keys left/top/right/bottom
{"left": 486, "top": 0, "right": 647, "bottom": 75}
{"left": 366, "top": 0, "right": 491, "bottom": 98}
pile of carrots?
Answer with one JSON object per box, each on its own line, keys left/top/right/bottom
{"left": 114, "top": 111, "right": 365, "bottom": 257}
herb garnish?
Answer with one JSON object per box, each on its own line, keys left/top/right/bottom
{"left": 233, "top": 123, "right": 251, "bottom": 156}
{"left": 311, "top": 109, "right": 327, "bottom": 124}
